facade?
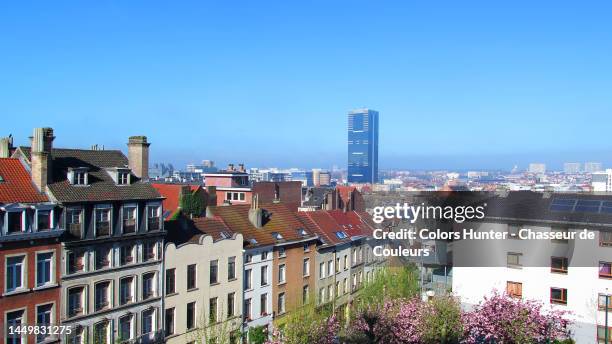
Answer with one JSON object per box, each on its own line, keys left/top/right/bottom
{"left": 452, "top": 192, "right": 612, "bottom": 344}
{"left": 163, "top": 218, "right": 243, "bottom": 344}
{"left": 0, "top": 157, "right": 64, "bottom": 344}
{"left": 528, "top": 163, "right": 547, "bottom": 174}
{"left": 592, "top": 169, "right": 612, "bottom": 192}
{"left": 12, "top": 129, "right": 166, "bottom": 344}
{"left": 347, "top": 108, "right": 379, "bottom": 184}
{"left": 564, "top": 162, "right": 582, "bottom": 174}
{"left": 204, "top": 166, "right": 252, "bottom": 206}
{"left": 206, "top": 201, "right": 320, "bottom": 330}
{"left": 585, "top": 162, "right": 604, "bottom": 173}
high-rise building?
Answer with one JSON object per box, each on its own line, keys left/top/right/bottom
{"left": 347, "top": 108, "right": 379, "bottom": 184}
{"left": 585, "top": 162, "right": 603, "bottom": 173}
{"left": 528, "top": 163, "right": 546, "bottom": 174}
{"left": 592, "top": 169, "right": 612, "bottom": 192}
{"left": 563, "top": 162, "right": 582, "bottom": 174}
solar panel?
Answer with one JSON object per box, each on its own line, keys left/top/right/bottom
{"left": 550, "top": 204, "right": 574, "bottom": 212}
{"left": 551, "top": 199, "right": 576, "bottom": 206}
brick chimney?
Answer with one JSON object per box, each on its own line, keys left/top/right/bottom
{"left": 238, "top": 163, "right": 245, "bottom": 173}
{"left": 128, "top": 136, "right": 150, "bottom": 180}
{"left": 31, "top": 127, "right": 54, "bottom": 191}
{"left": 0, "top": 135, "right": 13, "bottom": 158}
{"left": 248, "top": 195, "right": 264, "bottom": 228}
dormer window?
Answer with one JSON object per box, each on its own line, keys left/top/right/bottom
{"left": 118, "top": 171, "right": 129, "bottom": 185}
{"left": 7, "top": 211, "right": 23, "bottom": 234}
{"left": 68, "top": 168, "right": 89, "bottom": 186}
{"left": 272, "top": 232, "right": 283, "bottom": 240}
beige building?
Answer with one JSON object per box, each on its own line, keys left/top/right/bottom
{"left": 163, "top": 217, "right": 243, "bottom": 344}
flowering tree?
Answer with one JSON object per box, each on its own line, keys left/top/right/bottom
{"left": 265, "top": 303, "right": 339, "bottom": 344}
{"left": 462, "top": 291, "right": 572, "bottom": 344}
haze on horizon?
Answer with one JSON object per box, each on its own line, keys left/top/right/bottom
{"left": 1, "top": 1, "right": 611, "bottom": 171}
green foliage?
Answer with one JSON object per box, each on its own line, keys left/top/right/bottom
{"left": 180, "top": 191, "right": 205, "bottom": 217}
{"left": 276, "top": 301, "right": 334, "bottom": 344}
{"left": 419, "top": 296, "right": 463, "bottom": 344}
{"left": 355, "top": 265, "right": 419, "bottom": 310}
{"left": 248, "top": 326, "right": 268, "bottom": 344}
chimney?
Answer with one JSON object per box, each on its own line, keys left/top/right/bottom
{"left": 238, "top": 163, "right": 245, "bottom": 173}
{"left": 0, "top": 135, "right": 13, "bottom": 158}
{"left": 248, "top": 194, "right": 264, "bottom": 228}
{"left": 31, "top": 127, "right": 54, "bottom": 192}
{"left": 128, "top": 136, "right": 150, "bottom": 180}
{"left": 227, "top": 163, "right": 235, "bottom": 172}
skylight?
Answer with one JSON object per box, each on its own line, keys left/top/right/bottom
{"left": 335, "top": 231, "right": 348, "bottom": 239}
{"left": 249, "top": 238, "right": 258, "bottom": 245}
{"left": 298, "top": 228, "right": 307, "bottom": 236}
{"left": 550, "top": 198, "right": 612, "bottom": 214}
{"left": 272, "top": 232, "right": 283, "bottom": 240}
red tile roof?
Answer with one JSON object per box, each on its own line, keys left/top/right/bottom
{"left": 152, "top": 183, "right": 201, "bottom": 219}
{"left": 298, "top": 210, "right": 375, "bottom": 246}
{"left": 0, "top": 158, "right": 48, "bottom": 203}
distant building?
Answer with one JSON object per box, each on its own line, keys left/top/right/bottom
{"left": 204, "top": 164, "right": 252, "bottom": 206}
{"left": 585, "top": 162, "right": 604, "bottom": 173}
{"left": 528, "top": 163, "right": 546, "bottom": 174}
{"left": 313, "top": 169, "right": 331, "bottom": 186}
{"left": 592, "top": 169, "right": 612, "bottom": 192}
{"left": 290, "top": 170, "right": 314, "bottom": 187}
{"left": 347, "top": 108, "right": 379, "bottom": 184}
{"left": 563, "top": 162, "right": 582, "bottom": 174}
{"left": 150, "top": 162, "right": 174, "bottom": 179}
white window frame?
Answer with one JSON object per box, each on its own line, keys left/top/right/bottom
{"left": 118, "top": 313, "right": 134, "bottom": 342}
{"left": 142, "top": 272, "right": 157, "bottom": 300}
{"left": 94, "top": 280, "right": 112, "bottom": 311}
{"left": 5, "top": 254, "right": 26, "bottom": 294}
{"left": 94, "top": 204, "right": 112, "bottom": 237}
{"left": 35, "top": 250, "right": 55, "bottom": 288}
{"left": 303, "top": 258, "right": 310, "bottom": 277}
{"left": 67, "top": 285, "right": 87, "bottom": 318}
{"left": 278, "top": 264, "right": 286, "bottom": 284}
{"left": 122, "top": 204, "right": 138, "bottom": 234}
{"left": 142, "top": 308, "right": 156, "bottom": 334}
{"left": 119, "top": 276, "right": 136, "bottom": 305}
{"left": 35, "top": 302, "right": 55, "bottom": 343}
{"left": 146, "top": 203, "right": 162, "bottom": 231}
{"left": 35, "top": 207, "right": 54, "bottom": 231}
{"left": 5, "top": 209, "right": 26, "bottom": 234}
{"left": 93, "top": 319, "right": 111, "bottom": 344}
{"left": 5, "top": 307, "right": 26, "bottom": 344}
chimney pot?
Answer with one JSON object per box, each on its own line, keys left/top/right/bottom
{"left": 31, "top": 127, "right": 54, "bottom": 191}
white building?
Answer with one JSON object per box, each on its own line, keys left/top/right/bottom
{"left": 586, "top": 162, "right": 604, "bottom": 173}
{"left": 242, "top": 245, "right": 274, "bottom": 336}
{"left": 592, "top": 169, "right": 612, "bottom": 192}
{"left": 452, "top": 192, "right": 612, "bottom": 344}
{"left": 528, "top": 163, "right": 547, "bottom": 174}
{"left": 564, "top": 162, "right": 582, "bottom": 174}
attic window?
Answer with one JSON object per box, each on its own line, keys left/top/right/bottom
{"left": 272, "top": 232, "right": 283, "bottom": 240}
{"left": 335, "top": 231, "right": 348, "bottom": 239}
{"left": 68, "top": 168, "right": 89, "bottom": 186}
{"left": 248, "top": 238, "right": 258, "bottom": 245}
{"left": 220, "top": 231, "right": 231, "bottom": 239}
{"left": 0, "top": 174, "right": 4, "bottom": 182}
{"left": 298, "top": 228, "right": 308, "bottom": 236}
{"left": 118, "top": 171, "right": 130, "bottom": 185}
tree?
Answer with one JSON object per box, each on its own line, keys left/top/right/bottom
{"left": 248, "top": 326, "right": 268, "bottom": 344}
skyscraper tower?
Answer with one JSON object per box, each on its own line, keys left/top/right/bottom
{"left": 347, "top": 108, "right": 379, "bottom": 184}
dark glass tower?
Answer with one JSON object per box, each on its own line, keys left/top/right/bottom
{"left": 347, "top": 108, "right": 379, "bottom": 184}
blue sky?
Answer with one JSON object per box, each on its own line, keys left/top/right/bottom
{"left": 1, "top": 1, "right": 612, "bottom": 170}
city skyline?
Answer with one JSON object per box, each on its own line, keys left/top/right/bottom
{"left": 2, "top": 2, "right": 612, "bottom": 169}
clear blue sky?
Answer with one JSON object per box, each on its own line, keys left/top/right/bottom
{"left": 1, "top": 1, "right": 612, "bottom": 170}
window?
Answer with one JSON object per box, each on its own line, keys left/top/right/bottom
{"left": 303, "top": 285, "right": 309, "bottom": 303}
{"left": 165, "top": 268, "right": 175, "bottom": 295}
{"left": 261, "top": 265, "right": 268, "bottom": 286}
{"left": 120, "top": 277, "right": 135, "bottom": 305}
{"left": 278, "top": 264, "right": 286, "bottom": 284}
{"left": 336, "top": 257, "right": 340, "bottom": 272}
{"left": 245, "top": 254, "right": 252, "bottom": 263}
{"left": 68, "top": 287, "right": 85, "bottom": 317}
{"left": 344, "top": 255, "right": 348, "bottom": 270}
{"left": 95, "top": 208, "right": 111, "bottom": 237}
{"left": 119, "top": 314, "right": 133, "bottom": 342}
{"left": 187, "top": 302, "right": 196, "bottom": 330}
{"left": 336, "top": 281, "right": 341, "bottom": 296}
{"left": 68, "top": 251, "right": 85, "bottom": 274}
{"left": 550, "top": 287, "right": 568, "bottom": 305}
{"left": 278, "top": 292, "right": 286, "bottom": 314}
{"left": 95, "top": 281, "right": 111, "bottom": 311}
{"left": 120, "top": 245, "right": 134, "bottom": 265}
{"left": 209, "top": 297, "right": 218, "bottom": 324}
{"left": 597, "top": 326, "right": 612, "bottom": 343}
{"left": 187, "top": 264, "right": 197, "bottom": 290}
{"left": 328, "top": 285, "right": 333, "bottom": 301}
{"left": 74, "top": 171, "right": 87, "bottom": 185}
{"left": 599, "top": 294, "right": 612, "bottom": 310}
{"left": 344, "top": 278, "right": 348, "bottom": 294}
{"left": 601, "top": 262, "right": 612, "bottom": 278}
{"left": 67, "top": 208, "right": 82, "bottom": 237}
{"left": 165, "top": 308, "right": 175, "bottom": 337}
{"left": 6, "top": 309, "right": 24, "bottom": 344}
{"left": 36, "top": 304, "right": 53, "bottom": 343}
{"left": 507, "top": 224, "right": 521, "bottom": 239}
{"left": 147, "top": 205, "right": 161, "bottom": 231}
{"left": 353, "top": 249, "right": 357, "bottom": 264}
{"left": 227, "top": 292, "right": 235, "bottom": 318}
{"left": 122, "top": 206, "right": 137, "bottom": 233}
{"left": 143, "top": 272, "right": 155, "bottom": 300}
{"left": 37, "top": 209, "right": 52, "bottom": 231}
{"left": 507, "top": 252, "right": 522, "bottom": 268}
{"left": 144, "top": 242, "right": 157, "bottom": 261}
{"left": 244, "top": 298, "right": 252, "bottom": 320}
{"left": 245, "top": 269, "right": 252, "bottom": 290}
{"left": 319, "top": 262, "right": 326, "bottom": 279}
{"left": 66, "top": 326, "right": 84, "bottom": 344}
{"left": 303, "top": 243, "right": 310, "bottom": 252}
{"left": 260, "top": 293, "right": 268, "bottom": 315}
{"left": 118, "top": 171, "right": 130, "bottom": 185}
{"left": 228, "top": 256, "right": 236, "bottom": 280}
{"left": 506, "top": 281, "right": 522, "bottom": 298}
{"left": 278, "top": 247, "right": 286, "bottom": 258}
{"left": 142, "top": 309, "right": 155, "bottom": 334}
{"left": 95, "top": 247, "right": 111, "bottom": 270}
{"left": 6, "top": 255, "right": 25, "bottom": 292}
{"left": 261, "top": 251, "right": 268, "bottom": 260}
{"left": 226, "top": 192, "right": 245, "bottom": 201}
{"left": 601, "top": 231, "right": 612, "bottom": 247}
{"left": 210, "top": 260, "right": 218, "bottom": 284}
{"left": 7, "top": 211, "right": 23, "bottom": 233}
{"left": 303, "top": 258, "right": 310, "bottom": 277}
{"left": 36, "top": 252, "right": 53, "bottom": 287}
{"left": 327, "top": 261, "right": 333, "bottom": 276}
{"left": 551, "top": 257, "right": 568, "bottom": 274}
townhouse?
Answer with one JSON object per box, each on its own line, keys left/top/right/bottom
{"left": 12, "top": 129, "right": 165, "bottom": 343}
{"left": 0, "top": 155, "right": 64, "bottom": 344}
{"left": 163, "top": 217, "right": 243, "bottom": 344}
{"left": 452, "top": 191, "right": 612, "bottom": 344}
{"left": 206, "top": 199, "right": 319, "bottom": 333}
